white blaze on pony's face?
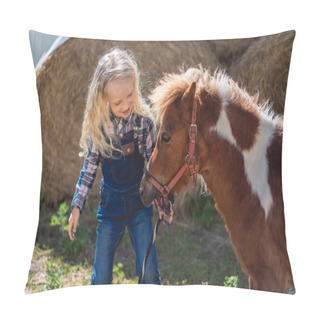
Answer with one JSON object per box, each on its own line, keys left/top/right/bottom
{"left": 210, "top": 75, "right": 278, "bottom": 219}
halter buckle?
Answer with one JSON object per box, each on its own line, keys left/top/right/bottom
{"left": 189, "top": 124, "right": 197, "bottom": 138}
{"left": 163, "top": 186, "right": 170, "bottom": 195}
{"left": 185, "top": 154, "right": 195, "bottom": 165}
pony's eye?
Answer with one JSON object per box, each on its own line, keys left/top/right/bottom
{"left": 161, "top": 133, "right": 171, "bottom": 144}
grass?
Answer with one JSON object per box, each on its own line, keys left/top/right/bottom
{"left": 26, "top": 198, "right": 248, "bottom": 293}
{"left": 154, "top": 220, "right": 247, "bottom": 287}
{"left": 26, "top": 245, "right": 92, "bottom": 293}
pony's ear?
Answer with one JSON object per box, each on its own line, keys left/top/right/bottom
{"left": 181, "top": 81, "right": 196, "bottom": 108}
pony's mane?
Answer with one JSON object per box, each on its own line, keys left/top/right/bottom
{"left": 149, "top": 66, "right": 282, "bottom": 126}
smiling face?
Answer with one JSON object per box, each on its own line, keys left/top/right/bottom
{"left": 105, "top": 77, "right": 135, "bottom": 118}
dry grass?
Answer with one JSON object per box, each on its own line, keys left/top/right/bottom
{"left": 229, "top": 30, "right": 295, "bottom": 114}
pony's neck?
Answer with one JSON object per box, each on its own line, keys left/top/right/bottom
{"left": 196, "top": 88, "right": 280, "bottom": 220}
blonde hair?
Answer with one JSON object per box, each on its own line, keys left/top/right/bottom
{"left": 79, "top": 48, "right": 152, "bottom": 158}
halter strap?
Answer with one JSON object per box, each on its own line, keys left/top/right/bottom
{"left": 146, "top": 91, "right": 198, "bottom": 205}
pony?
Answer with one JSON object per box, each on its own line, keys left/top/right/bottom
{"left": 140, "top": 67, "right": 295, "bottom": 293}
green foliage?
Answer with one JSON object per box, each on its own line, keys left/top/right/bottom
{"left": 50, "top": 202, "right": 68, "bottom": 233}
{"left": 113, "top": 262, "right": 125, "bottom": 278}
{"left": 188, "top": 194, "right": 219, "bottom": 229}
{"left": 43, "top": 260, "right": 63, "bottom": 290}
{"left": 112, "top": 262, "right": 138, "bottom": 284}
{"left": 224, "top": 276, "right": 238, "bottom": 288}
{"left": 50, "top": 202, "right": 90, "bottom": 259}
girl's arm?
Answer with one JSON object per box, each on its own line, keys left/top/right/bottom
{"left": 71, "top": 137, "right": 101, "bottom": 214}
{"left": 69, "top": 138, "right": 100, "bottom": 240}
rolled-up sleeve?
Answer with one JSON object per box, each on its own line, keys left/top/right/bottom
{"left": 71, "top": 138, "right": 101, "bottom": 213}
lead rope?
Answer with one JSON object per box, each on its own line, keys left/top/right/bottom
{"left": 138, "top": 198, "right": 172, "bottom": 284}
{"left": 138, "top": 216, "right": 162, "bottom": 284}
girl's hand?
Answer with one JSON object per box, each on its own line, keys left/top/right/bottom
{"left": 68, "top": 207, "right": 80, "bottom": 240}
{"left": 159, "top": 208, "right": 173, "bottom": 225}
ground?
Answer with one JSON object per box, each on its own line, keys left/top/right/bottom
{"left": 25, "top": 199, "right": 248, "bottom": 293}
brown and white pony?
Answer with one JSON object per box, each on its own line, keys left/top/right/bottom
{"left": 140, "top": 67, "right": 295, "bottom": 293}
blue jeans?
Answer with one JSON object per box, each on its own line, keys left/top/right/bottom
{"left": 91, "top": 205, "right": 161, "bottom": 285}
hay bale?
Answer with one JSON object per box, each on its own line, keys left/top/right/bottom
{"left": 37, "top": 38, "right": 219, "bottom": 206}
{"left": 208, "top": 37, "right": 256, "bottom": 69}
{"left": 228, "top": 30, "right": 295, "bottom": 114}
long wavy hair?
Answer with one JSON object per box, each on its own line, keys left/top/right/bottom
{"left": 79, "top": 48, "right": 152, "bottom": 158}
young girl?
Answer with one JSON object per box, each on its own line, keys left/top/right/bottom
{"left": 68, "top": 48, "right": 167, "bottom": 285}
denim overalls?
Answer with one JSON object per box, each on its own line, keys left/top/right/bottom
{"left": 91, "top": 116, "right": 161, "bottom": 285}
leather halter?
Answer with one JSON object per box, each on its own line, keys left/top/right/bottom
{"left": 145, "top": 92, "right": 198, "bottom": 206}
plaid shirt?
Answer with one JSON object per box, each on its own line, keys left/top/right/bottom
{"left": 71, "top": 112, "right": 157, "bottom": 213}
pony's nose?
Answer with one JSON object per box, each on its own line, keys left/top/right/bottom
{"left": 139, "top": 178, "right": 146, "bottom": 203}
{"left": 139, "top": 185, "right": 144, "bottom": 198}
{"left": 140, "top": 177, "right": 157, "bottom": 207}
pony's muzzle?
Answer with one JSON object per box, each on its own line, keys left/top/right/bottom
{"left": 140, "top": 175, "right": 158, "bottom": 207}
